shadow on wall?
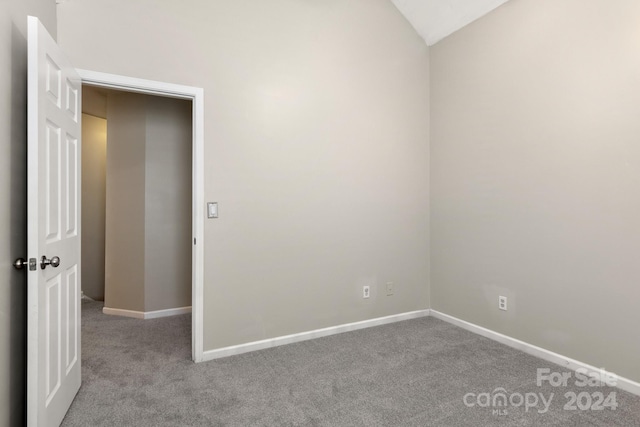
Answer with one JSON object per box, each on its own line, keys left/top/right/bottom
{"left": 9, "top": 22, "right": 28, "bottom": 427}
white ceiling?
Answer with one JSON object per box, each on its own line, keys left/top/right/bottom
{"left": 391, "top": 0, "right": 511, "bottom": 46}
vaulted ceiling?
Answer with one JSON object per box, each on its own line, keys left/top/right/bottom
{"left": 391, "top": 0, "right": 512, "bottom": 45}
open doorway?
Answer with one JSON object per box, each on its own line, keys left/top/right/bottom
{"left": 81, "top": 86, "right": 193, "bottom": 321}
{"left": 73, "top": 70, "right": 205, "bottom": 362}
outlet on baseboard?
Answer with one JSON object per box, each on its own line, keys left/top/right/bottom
{"left": 363, "top": 285, "right": 370, "bottom": 299}
{"left": 498, "top": 296, "right": 507, "bottom": 311}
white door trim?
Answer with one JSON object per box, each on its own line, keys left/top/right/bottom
{"left": 77, "top": 69, "right": 205, "bottom": 363}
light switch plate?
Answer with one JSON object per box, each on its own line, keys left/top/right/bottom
{"left": 207, "top": 202, "right": 218, "bottom": 218}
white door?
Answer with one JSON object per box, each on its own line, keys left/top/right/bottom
{"left": 27, "top": 16, "right": 82, "bottom": 427}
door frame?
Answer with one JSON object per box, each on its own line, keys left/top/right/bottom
{"left": 77, "top": 69, "right": 205, "bottom": 362}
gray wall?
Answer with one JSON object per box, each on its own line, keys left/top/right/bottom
{"left": 144, "top": 96, "right": 192, "bottom": 312}
{"left": 81, "top": 113, "right": 107, "bottom": 300}
{"left": 105, "top": 92, "right": 147, "bottom": 312}
{"left": 430, "top": 0, "right": 640, "bottom": 383}
{"left": 105, "top": 92, "right": 192, "bottom": 313}
{"left": 0, "top": 1, "right": 57, "bottom": 425}
{"left": 57, "top": 0, "right": 431, "bottom": 351}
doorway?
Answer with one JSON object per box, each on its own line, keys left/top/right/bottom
{"left": 78, "top": 70, "right": 205, "bottom": 362}
{"left": 81, "top": 86, "right": 192, "bottom": 320}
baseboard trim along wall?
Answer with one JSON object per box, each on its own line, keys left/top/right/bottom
{"left": 202, "top": 309, "right": 431, "bottom": 362}
{"left": 430, "top": 310, "right": 640, "bottom": 398}
{"left": 103, "top": 306, "right": 192, "bottom": 319}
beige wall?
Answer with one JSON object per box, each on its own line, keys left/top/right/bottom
{"left": 105, "top": 91, "right": 192, "bottom": 313}
{"left": 105, "top": 92, "right": 147, "bottom": 312}
{"left": 81, "top": 113, "right": 107, "bottom": 300}
{"left": 82, "top": 86, "right": 107, "bottom": 119}
{"left": 430, "top": 0, "right": 640, "bottom": 382}
{"left": 57, "top": 0, "right": 431, "bottom": 350}
{"left": 0, "top": 1, "right": 57, "bottom": 425}
{"left": 144, "top": 96, "right": 192, "bottom": 312}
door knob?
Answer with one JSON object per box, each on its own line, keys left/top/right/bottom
{"left": 41, "top": 255, "right": 60, "bottom": 269}
{"left": 14, "top": 258, "right": 28, "bottom": 270}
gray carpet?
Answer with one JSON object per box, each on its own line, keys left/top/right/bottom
{"left": 61, "top": 301, "right": 640, "bottom": 426}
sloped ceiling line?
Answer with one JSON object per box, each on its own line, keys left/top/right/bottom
{"left": 391, "top": 0, "right": 512, "bottom": 45}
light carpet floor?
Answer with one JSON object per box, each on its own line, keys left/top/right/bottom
{"left": 61, "top": 301, "right": 640, "bottom": 426}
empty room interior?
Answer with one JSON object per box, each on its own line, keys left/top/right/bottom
{"left": 1, "top": 0, "right": 640, "bottom": 426}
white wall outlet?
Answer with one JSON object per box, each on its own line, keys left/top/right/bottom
{"left": 386, "top": 282, "right": 394, "bottom": 296}
{"left": 498, "top": 296, "right": 507, "bottom": 311}
{"left": 363, "top": 285, "right": 370, "bottom": 299}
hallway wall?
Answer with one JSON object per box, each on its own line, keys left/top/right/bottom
{"left": 81, "top": 113, "right": 107, "bottom": 301}
{"left": 105, "top": 92, "right": 192, "bottom": 314}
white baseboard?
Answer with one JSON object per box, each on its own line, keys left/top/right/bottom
{"left": 103, "top": 306, "right": 192, "bottom": 320}
{"left": 202, "top": 309, "right": 431, "bottom": 362}
{"left": 103, "top": 307, "right": 144, "bottom": 319}
{"left": 430, "top": 310, "right": 640, "bottom": 397}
